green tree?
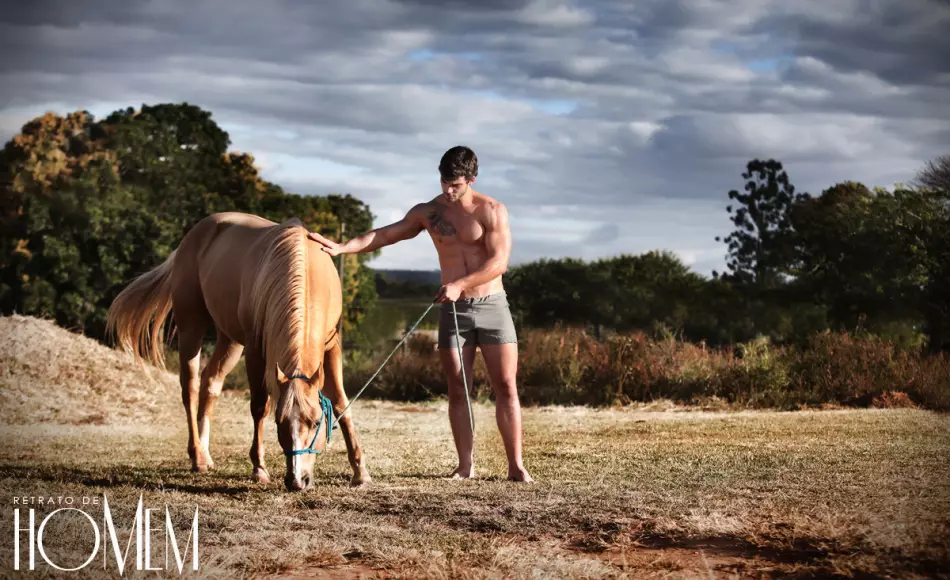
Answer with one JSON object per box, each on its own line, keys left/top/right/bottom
{"left": 894, "top": 184, "right": 950, "bottom": 352}
{"left": 912, "top": 153, "right": 950, "bottom": 195}
{"left": 716, "top": 159, "right": 809, "bottom": 287}
{"left": 505, "top": 257, "right": 594, "bottom": 329}
{"left": 589, "top": 251, "right": 698, "bottom": 333}
{"left": 506, "top": 252, "right": 730, "bottom": 343}
{"left": 0, "top": 110, "right": 125, "bottom": 323}
{"left": 789, "top": 182, "right": 948, "bottom": 349}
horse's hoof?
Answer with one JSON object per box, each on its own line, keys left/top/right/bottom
{"left": 253, "top": 469, "right": 271, "bottom": 484}
{"left": 350, "top": 473, "right": 372, "bottom": 487}
{"left": 192, "top": 456, "right": 213, "bottom": 472}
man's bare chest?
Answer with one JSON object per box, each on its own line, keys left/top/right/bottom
{"left": 424, "top": 204, "right": 484, "bottom": 246}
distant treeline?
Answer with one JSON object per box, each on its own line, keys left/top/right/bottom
{"left": 506, "top": 159, "right": 950, "bottom": 353}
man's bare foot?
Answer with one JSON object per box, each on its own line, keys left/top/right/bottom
{"left": 508, "top": 467, "right": 534, "bottom": 483}
{"left": 448, "top": 466, "right": 475, "bottom": 479}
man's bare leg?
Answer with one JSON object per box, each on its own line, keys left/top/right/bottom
{"left": 480, "top": 342, "right": 534, "bottom": 482}
{"left": 439, "top": 344, "right": 478, "bottom": 478}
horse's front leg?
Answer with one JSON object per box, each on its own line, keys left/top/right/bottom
{"left": 323, "top": 339, "right": 371, "bottom": 486}
{"left": 245, "top": 347, "right": 271, "bottom": 484}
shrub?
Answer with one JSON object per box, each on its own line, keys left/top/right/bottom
{"left": 168, "top": 328, "right": 950, "bottom": 412}
{"left": 788, "top": 332, "right": 924, "bottom": 406}
{"left": 718, "top": 336, "right": 793, "bottom": 408}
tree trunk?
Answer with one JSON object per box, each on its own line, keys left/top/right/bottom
{"left": 924, "top": 309, "right": 948, "bottom": 355}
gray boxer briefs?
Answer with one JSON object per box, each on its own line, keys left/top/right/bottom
{"left": 438, "top": 291, "right": 518, "bottom": 349}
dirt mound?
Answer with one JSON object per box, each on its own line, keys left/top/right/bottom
{"left": 0, "top": 315, "right": 181, "bottom": 425}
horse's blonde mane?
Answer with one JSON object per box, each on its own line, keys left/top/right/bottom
{"left": 249, "top": 219, "right": 318, "bottom": 421}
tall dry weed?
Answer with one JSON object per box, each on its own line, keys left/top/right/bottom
{"left": 344, "top": 327, "right": 950, "bottom": 411}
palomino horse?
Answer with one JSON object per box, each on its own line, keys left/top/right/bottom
{"left": 106, "top": 212, "right": 371, "bottom": 491}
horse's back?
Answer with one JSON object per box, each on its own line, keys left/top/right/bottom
{"left": 208, "top": 211, "right": 277, "bottom": 230}
{"left": 172, "top": 212, "right": 339, "bottom": 346}
{"left": 172, "top": 213, "right": 279, "bottom": 343}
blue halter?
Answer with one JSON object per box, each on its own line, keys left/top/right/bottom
{"left": 284, "top": 373, "right": 335, "bottom": 457}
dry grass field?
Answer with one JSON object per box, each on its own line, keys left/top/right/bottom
{"left": 1, "top": 314, "right": 949, "bottom": 579}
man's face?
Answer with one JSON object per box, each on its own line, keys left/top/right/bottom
{"left": 440, "top": 175, "right": 472, "bottom": 202}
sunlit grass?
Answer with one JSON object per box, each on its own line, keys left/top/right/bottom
{"left": 1, "top": 399, "right": 948, "bottom": 578}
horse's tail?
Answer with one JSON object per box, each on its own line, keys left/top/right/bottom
{"left": 106, "top": 250, "right": 178, "bottom": 370}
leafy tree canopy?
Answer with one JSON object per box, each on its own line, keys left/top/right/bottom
{"left": 0, "top": 103, "right": 377, "bottom": 340}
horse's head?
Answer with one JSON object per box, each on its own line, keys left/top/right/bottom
{"left": 275, "top": 365, "right": 333, "bottom": 491}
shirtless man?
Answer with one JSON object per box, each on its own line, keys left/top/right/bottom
{"left": 307, "top": 146, "right": 533, "bottom": 482}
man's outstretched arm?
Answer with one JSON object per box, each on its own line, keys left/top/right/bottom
{"left": 309, "top": 204, "right": 426, "bottom": 256}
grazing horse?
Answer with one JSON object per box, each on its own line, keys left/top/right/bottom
{"left": 106, "top": 212, "right": 371, "bottom": 491}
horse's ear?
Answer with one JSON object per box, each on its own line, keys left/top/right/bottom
{"left": 276, "top": 364, "right": 288, "bottom": 383}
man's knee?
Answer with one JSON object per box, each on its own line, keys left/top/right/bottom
{"left": 447, "top": 378, "right": 472, "bottom": 402}
{"left": 492, "top": 376, "right": 518, "bottom": 400}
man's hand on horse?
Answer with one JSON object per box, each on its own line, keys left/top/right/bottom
{"left": 307, "top": 231, "right": 342, "bottom": 256}
{"left": 434, "top": 282, "right": 462, "bottom": 304}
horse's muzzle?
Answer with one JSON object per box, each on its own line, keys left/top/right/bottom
{"left": 286, "top": 472, "right": 312, "bottom": 491}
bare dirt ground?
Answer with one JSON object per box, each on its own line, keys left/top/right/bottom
{"left": 1, "top": 314, "right": 949, "bottom": 579}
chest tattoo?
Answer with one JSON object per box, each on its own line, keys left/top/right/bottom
{"left": 427, "top": 206, "right": 457, "bottom": 237}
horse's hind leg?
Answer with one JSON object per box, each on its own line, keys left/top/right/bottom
{"left": 323, "top": 337, "right": 371, "bottom": 486}
{"left": 176, "top": 314, "right": 212, "bottom": 473}
{"left": 197, "top": 329, "right": 244, "bottom": 470}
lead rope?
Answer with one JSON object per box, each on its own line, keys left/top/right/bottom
{"left": 453, "top": 301, "right": 475, "bottom": 436}
{"left": 329, "top": 302, "right": 434, "bottom": 432}
{"left": 327, "top": 300, "right": 476, "bottom": 444}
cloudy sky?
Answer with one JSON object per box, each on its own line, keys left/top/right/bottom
{"left": 2, "top": 0, "right": 948, "bottom": 276}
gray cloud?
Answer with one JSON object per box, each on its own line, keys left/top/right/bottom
{"left": 754, "top": 1, "right": 950, "bottom": 86}
{"left": 584, "top": 222, "right": 620, "bottom": 245}
{"left": 2, "top": 0, "right": 948, "bottom": 275}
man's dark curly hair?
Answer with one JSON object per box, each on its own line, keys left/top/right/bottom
{"left": 439, "top": 146, "right": 478, "bottom": 182}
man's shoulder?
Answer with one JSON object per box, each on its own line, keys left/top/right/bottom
{"left": 406, "top": 200, "right": 437, "bottom": 219}
{"left": 416, "top": 197, "right": 451, "bottom": 212}
{"left": 474, "top": 192, "right": 507, "bottom": 219}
